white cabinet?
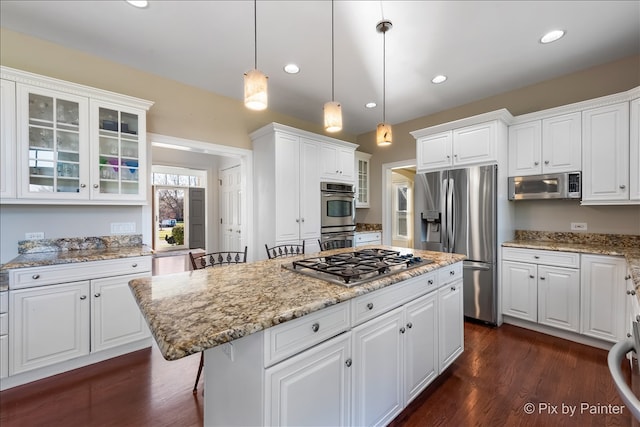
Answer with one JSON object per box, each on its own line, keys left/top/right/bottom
{"left": 355, "top": 151, "right": 371, "bottom": 208}
{"left": 502, "top": 248, "right": 580, "bottom": 333}
{"left": 582, "top": 102, "right": 630, "bottom": 203}
{"left": 7, "top": 257, "right": 151, "bottom": 380}
{"left": 417, "top": 121, "right": 498, "bottom": 172}
{"left": 320, "top": 143, "right": 355, "bottom": 184}
{"left": 253, "top": 126, "right": 321, "bottom": 255}
{"left": 354, "top": 231, "right": 381, "bottom": 247}
{"left": 580, "top": 255, "right": 627, "bottom": 343}
{"left": 413, "top": 113, "right": 511, "bottom": 173}
{"left": 91, "top": 273, "right": 151, "bottom": 352}
{"left": 508, "top": 112, "right": 581, "bottom": 176}
{"left": 0, "top": 290, "right": 9, "bottom": 379}
{"left": 265, "top": 332, "right": 351, "bottom": 427}
{"left": 1, "top": 66, "right": 153, "bottom": 205}
{"left": 630, "top": 98, "right": 640, "bottom": 201}
{"left": 10, "top": 281, "right": 90, "bottom": 375}
{"left": 438, "top": 265, "right": 463, "bottom": 372}
{"left": 0, "top": 79, "right": 16, "bottom": 199}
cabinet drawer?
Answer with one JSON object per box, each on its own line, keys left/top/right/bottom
{"left": 354, "top": 232, "right": 381, "bottom": 245}
{"left": 352, "top": 273, "right": 437, "bottom": 326}
{"left": 0, "top": 313, "right": 6, "bottom": 335}
{"left": 0, "top": 291, "right": 7, "bottom": 313}
{"left": 438, "top": 262, "right": 463, "bottom": 285}
{"left": 9, "top": 256, "right": 151, "bottom": 290}
{"left": 502, "top": 248, "right": 579, "bottom": 268}
{"left": 263, "top": 302, "right": 350, "bottom": 367}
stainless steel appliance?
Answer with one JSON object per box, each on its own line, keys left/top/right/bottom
{"left": 508, "top": 171, "right": 581, "bottom": 200}
{"left": 414, "top": 164, "right": 498, "bottom": 324}
{"left": 282, "top": 248, "right": 432, "bottom": 286}
{"left": 320, "top": 182, "right": 356, "bottom": 245}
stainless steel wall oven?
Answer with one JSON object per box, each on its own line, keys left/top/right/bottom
{"left": 320, "top": 182, "right": 356, "bottom": 244}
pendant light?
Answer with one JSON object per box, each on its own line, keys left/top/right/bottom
{"left": 324, "top": 0, "right": 342, "bottom": 133}
{"left": 376, "top": 19, "right": 392, "bottom": 146}
{"left": 244, "top": 0, "right": 268, "bottom": 111}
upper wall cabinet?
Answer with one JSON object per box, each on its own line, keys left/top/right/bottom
{"left": 411, "top": 110, "right": 512, "bottom": 173}
{"left": 355, "top": 151, "right": 372, "bottom": 208}
{"left": 0, "top": 66, "right": 153, "bottom": 205}
{"left": 319, "top": 142, "right": 356, "bottom": 184}
{"left": 582, "top": 102, "right": 630, "bottom": 204}
{"left": 0, "top": 79, "right": 16, "bottom": 199}
{"left": 630, "top": 98, "right": 640, "bottom": 201}
{"left": 508, "top": 112, "right": 581, "bottom": 177}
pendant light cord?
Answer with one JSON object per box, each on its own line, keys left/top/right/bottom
{"left": 331, "top": 0, "right": 335, "bottom": 102}
{"left": 253, "top": 0, "right": 258, "bottom": 69}
{"left": 382, "top": 26, "right": 386, "bottom": 123}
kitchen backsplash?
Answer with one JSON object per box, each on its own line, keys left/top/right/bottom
{"left": 18, "top": 234, "right": 144, "bottom": 254}
{"left": 356, "top": 223, "right": 382, "bottom": 232}
{"left": 514, "top": 230, "right": 640, "bottom": 248}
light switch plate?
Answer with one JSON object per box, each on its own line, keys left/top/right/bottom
{"left": 25, "top": 232, "right": 45, "bottom": 240}
{"left": 110, "top": 222, "right": 136, "bottom": 234}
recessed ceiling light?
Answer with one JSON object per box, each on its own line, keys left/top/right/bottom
{"left": 126, "top": 0, "right": 148, "bottom": 8}
{"left": 431, "top": 75, "right": 447, "bottom": 84}
{"left": 540, "top": 29, "right": 565, "bottom": 44}
{"left": 365, "top": 102, "right": 377, "bottom": 109}
{"left": 284, "top": 64, "right": 300, "bottom": 74}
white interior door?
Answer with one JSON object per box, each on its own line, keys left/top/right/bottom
{"left": 220, "top": 165, "right": 242, "bottom": 251}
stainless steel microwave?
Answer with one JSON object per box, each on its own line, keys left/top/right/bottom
{"left": 508, "top": 172, "right": 581, "bottom": 200}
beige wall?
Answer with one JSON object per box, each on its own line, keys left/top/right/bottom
{"left": 0, "top": 28, "right": 358, "bottom": 148}
{"left": 355, "top": 54, "right": 640, "bottom": 235}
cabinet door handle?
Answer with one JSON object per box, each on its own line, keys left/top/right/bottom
{"left": 544, "top": 160, "right": 549, "bottom": 165}
{"left": 620, "top": 185, "right": 626, "bottom": 190}
{"left": 406, "top": 322, "right": 413, "bottom": 329}
{"left": 628, "top": 333, "right": 633, "bottom": 338}
{"left": 296, "top": 218, "right": 300, "bottom": 223}
{"left": 399, "top": 327, "right": 406, "bottom": 334}
{"left": 311, "top": 323, "right": 320, "bottom": 333}
{"left": 80, "top": 295, "right": 87, "bottom": 300}
{"left": 366, "top": 302, "right": 374, "bottom": 310}
{"left": 345, "top": 358, "right": 352, "bottom": 368}
{"left": 94, "top": 293, "right": 101, "bottom": 298}
{"left": 80, "top": 184, "right": 86, "bottom": 188}
{"left": 301, "top": 218, "right": 305, "bottom": 223}
{"left": 534, "top": 161, "right": 539, "bottom": 166}
{"left": 529, "top": 275, "right": 535, "bottom": 279}
{"left": 32, "top": 274, "right": 40, "bottom": 280}
{"left": 540, "top": 277, "right": 546, "bottom": 280}
{"left": 93, "top": 184, "right": 99, "bottom": 189}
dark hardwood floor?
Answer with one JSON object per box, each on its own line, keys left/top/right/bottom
{"left": 0, "top": 322, "right": 633, "bottom": 426}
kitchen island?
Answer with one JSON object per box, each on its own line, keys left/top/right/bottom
{"left": 128, "top": 246, "right": 466, "bottom": 426}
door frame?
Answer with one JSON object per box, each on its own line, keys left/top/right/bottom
{"left": 145, "top": 133, "right": 253, "bottom": 260}
{"left": 381, "top": 159, "right": 415, "bottom": 246}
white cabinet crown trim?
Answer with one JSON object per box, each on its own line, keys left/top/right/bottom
{"left": 1, "top": 66, "right": 154, "bottom": 111}
{"left": 251, "top": 122, "right": 358, "bottom": 150}
{"left": 410, "top": 108, "right": 513, "bottom": 138}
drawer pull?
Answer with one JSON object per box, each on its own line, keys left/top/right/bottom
{"left": 625, "top": 275, "right": 632, "bottom": 281}
{"left": 540, "top": 277, "right": 546, "bottom": 281}
{"left": 620, "top": 185, "right": 626, "bottom": 190}
{"left": 80, "top": 295, "right": 87, "bottom": 300}
{"left": 627, "top": 290, "right": 636, "bottom": 296}
{"left": 132, "top": 263, "right": 138, "bottom": 268}
{"left": 451, "top": 286, "right": 456, "bottom": 291}
{"left": 529, "top": 275, "right": 535, "bottom": 279}
{"left": 449, "top": 270, "right": 455, "bottom": 276}
{"left": 407, "top": 322, "right": 413, "bottom": 329}
{"left": 366, "top": 302, "right": 374, "bottom": 310}
{"left": 534, "top": 255, "right": 540, "bottom": 259}
{"left": 32, "top": 274, "right": 40, "bottom": 280}
{"left": 311, "top": 323, "right": 320, "bottom": 333}
{"left": 428, "top": 279, "right": 434, "bottom": 285}
{"left": 400, "top": 327, "right": 406, "bottom": 334}
{"left": 94, "top": 293, "right": 101, "bottom": 298}
{"left": 345, "top": 358, "right": 352, "bottom": 368}
{"left": 628, "top": 333, "right": 633, "bottom": 338}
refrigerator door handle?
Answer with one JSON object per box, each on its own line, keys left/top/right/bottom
{"left": 441, "top": 178, "right": 449, "bottom": 252}
{"left": 447, "top": 178, "right": 455, "bottom": 253}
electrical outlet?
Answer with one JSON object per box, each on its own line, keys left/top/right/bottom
{"left": 110, "top": 222, "right": 136, "bottom": 234}
{"left": 222, "top": 342, "right": 235, "bottom": 362}
{"left": 25, "top": 232, "right": 45, "bottom": 240}
{"left": 571, "top": 222, "right": 587, "bottom": 231}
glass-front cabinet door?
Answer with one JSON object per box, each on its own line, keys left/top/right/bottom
{"left": 90, "top": 101, "right": 146, "bottom": 201}
{"left": 17, "top": 84, "right": 89, "bottom": 199}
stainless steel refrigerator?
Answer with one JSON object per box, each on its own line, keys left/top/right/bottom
{"left": 413, "top": 164, "right": 497, "bottom": 325}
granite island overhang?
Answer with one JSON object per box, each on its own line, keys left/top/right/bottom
{"left": 128, "top": 247, "right": 466, "bottom": 361}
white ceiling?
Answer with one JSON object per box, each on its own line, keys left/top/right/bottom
{"left": 1, "top": 1, "right": 639, "bottom": 135}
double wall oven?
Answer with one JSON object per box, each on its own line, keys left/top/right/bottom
{"left": 320, "top": 182, "right": 355, "bottom": 247}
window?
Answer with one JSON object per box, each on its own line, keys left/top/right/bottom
{"left": 392, "top": 178, "right": 412, "bottom": 244}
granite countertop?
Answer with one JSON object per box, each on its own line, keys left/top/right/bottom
{"left": 0, "top": 235, "right": 153, "bottom": 291}
{"left": 503, "top": 231, "right": 640, "bottom": 289}
{"left": 355, "top": 223, "right": 382, "bottom": 232}
{"left": 129, "top": 247, "right": 465, "bottom": 361}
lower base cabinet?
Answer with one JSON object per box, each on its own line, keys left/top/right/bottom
{"left": 204, "top": 263, "right": 465, "bottom": 427}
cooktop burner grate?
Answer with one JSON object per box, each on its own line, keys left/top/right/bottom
{"left": 284, "top": 248, "right": 433, "bottom": 286}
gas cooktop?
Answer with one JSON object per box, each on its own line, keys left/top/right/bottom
{"left": 283, "top": 248, "right": 433, "bottom": 286}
